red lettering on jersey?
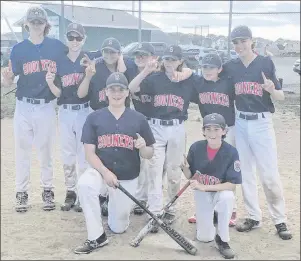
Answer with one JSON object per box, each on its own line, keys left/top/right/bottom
{"left": 61, "top": 73, "right": 84, "bottom": 87}
{"left": 199, "top": 92, "right": 229, "bottom": 107}
{"left": 154, "top": 94, "right": 184, "bottom": 111}
{"left": 99, "top": 90, "right": 106, "bottom": 102}
{"left": 97, "top": 136, "right": 104, "bottom": 149}
{"left": 97, "top": 134, "right": 134, "bottom": 150}
{"left": 235, "top": 82, "right": 263, "bottom": 97}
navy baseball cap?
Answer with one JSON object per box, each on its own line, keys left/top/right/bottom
{"left": 201, "top": 53, "right": 222, "bottom": 68}
{"left": 231, "top": 25, "right": 252, "bottom": 41}
{"left": 162, "top": 45, "right": 182, "bottom": 60}
{"left": 66, "top": 23, "right": 85, "bottom": 38}
{"left": 106, "top": 72, "right": 129, "bottom": 89}
{"left": 203, "top": 113, "right": 226, "bottom": 129}
{"left": 26, "top": 6, "right": 48, "bottom": 23}
{"left": 101, "top": 38, "right": 121, "bottom": 52}
{"left": 133, "top": 42, "right": 155, "bottom": 56}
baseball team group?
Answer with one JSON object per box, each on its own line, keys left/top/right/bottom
{"left": 2, "top": 6, "right": 293, "bottom": 259}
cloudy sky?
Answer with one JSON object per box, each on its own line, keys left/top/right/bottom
{"left": 1, "top": 1, "right": 300, "bottom": 41}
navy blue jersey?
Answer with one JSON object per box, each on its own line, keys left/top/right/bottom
{"left": 88, "top": 58, "right": 136, "bottom": 111}
{"left": 140, "top": 72, "right": 196, "bottom": 121}
{"left": 81, "top": 107, "right": 156, "bottom": 180}
{"left": 10, "top": 37, "right": 67, "bottom": 101}
{"left": 187, "top": 140, "right": 242, "bottom": 185}
{"left": 222, "top": 55, "right": 281, "bottom": 113}
{"left": 56, "top": 52, "right": 90, "bottom": 105}
{"left": 126, "top": 64, "right": 154, "bottom": 117}
{"left": 192, "top": 75, "right": 236, "bottom": 127}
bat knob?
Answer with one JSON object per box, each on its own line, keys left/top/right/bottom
{"left": 130, "top": 241, "right": 139, "bottom": 247}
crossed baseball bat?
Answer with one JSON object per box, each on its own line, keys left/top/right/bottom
{"left": 118, "top": 173, "right": 198, "bottom": 255}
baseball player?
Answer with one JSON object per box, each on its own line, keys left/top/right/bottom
{"left": 45, "top": 22, "right": 90, "bottom": 212}
{"left": 187, "top": 53, "right": 237, "bottom": 226}
{"left": 77, "top": 37, "right": 136, "bottom": 216}
{"left": 181, "top": 113, "right": 242, "bottom": 259}
{"left": 2, "top": 6, "right": 67, "bottom": 212}
{"left": 74, "top": 72, "right": 155, "bottom": 254}
{"left": 136, "top": 45, "right": 196, "bottom": 227}
{"left": 127, "top": 42, "right": 192, "bottom": 215}
{"left": 222, "top": 25, "right": 292, "bottom": 240}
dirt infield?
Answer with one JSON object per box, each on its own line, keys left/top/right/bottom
{"left": 1, "top": 93, "right": 300, "bottom": 260}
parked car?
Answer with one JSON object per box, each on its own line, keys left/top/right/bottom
{"left": 179, "top": 45, "right": 202, "bottom": 70}
{"left": 293, "top": 59, "right": 300, "bottom": 75}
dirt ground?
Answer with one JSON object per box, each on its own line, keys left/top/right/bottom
{"left": 1, "top": 90, "right": 300, "bottom": 260}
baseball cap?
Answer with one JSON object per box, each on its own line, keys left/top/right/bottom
{"left": 230, "top": 25, "right": 252, "bottom": 41}
{"left": 25, "top": 6, "right": 48, "bottom": 23}
{"left": 133, "top": 42, "right": 155, "bottom": 56}
{"left": 162, "top": 45, "right": 182, "bottom": 60}
{"left": 106, "top": 72, "right": 129, "bottom": 89}
{"left": 66, "top": 23, "right": 85, "bottom": 38}
{"left": 101, "top": 38, "right": 121, "bottom": 52}
{"left": 201, "top": 53, "right": 222, "bottom": 68}
{"left": 203, "top": 113, "right": 226, "bottom": 129}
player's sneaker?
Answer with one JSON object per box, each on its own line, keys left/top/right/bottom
{"left": 188, "top": 212, "right": 218, "bottom": 225}
{"left": 61, "top": 190, "right": 76, "bottom": 211}
{"left": 133, "top": 200, "right": 147, "bottom": 215}
{"left": 101, "top": 198, "right": 108, "bottom": 217}
{"left": 236, "top": 218, "right": 261, "bottom": 232}
{"left": 73, "top": 201, "right": 83, "bottom": 212}
{"left": 150, "top": 214, "right": 162, "bottom": 233}
{"left": 15, "top": 192, "right": 29, "bottom": 213}
{"left": 188, "top": 214, "right": 196, "bottom": 223}
{"left": 215, "top": 234, "right": 235, "bottom": 259}
{"left": 275, "top": 223, "right": 292, "bottom": 240}
{"left": 42, "top": 190, "right": 55, "bottom": 211}
{"left": 74, "top": 232, "right": 109, "bottom": 254}
{"left": 229, "top": 212, "right": 237, "bottom": 227}
{"left": 163, "top": 212, "right": 176, "bottom": 224}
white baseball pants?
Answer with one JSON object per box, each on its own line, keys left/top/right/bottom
{"left": 58, "top": 106, "right": 89, "bottom": 192}
{"left": 77, "top": 168, "right": 138, "bottom": 240}
{"left": 14, "top": 99, "right": 56, "bottom": 192}
{"left": 195, "top": 190, "right": 235, "bottom": 242}
{"left": 224, "top": 125, "right": 237, "bottom": 212}
{"left": 147, "top": 120, "right": 186, "bottom": 215}
{"left": 235, "top": 110, "right": 287, "bottom": 225}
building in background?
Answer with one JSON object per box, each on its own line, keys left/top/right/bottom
{"left": 13, "top": 3, "right": 173, "bottom": 51}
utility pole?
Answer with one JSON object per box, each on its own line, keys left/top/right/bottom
{"left": 132, "top": 1, "right": 135, "bottom": 16}
{"left": 60, "top": 1, "right": 65, "bottom": 42}
{"left": 138, "top": 0, "right": 141, "bottom": 43}
{"left": 227, "top": 0, "right": 233, "bottom": 60}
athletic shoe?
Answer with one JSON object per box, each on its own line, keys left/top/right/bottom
{"left": 101, "top": 198, "right": 108, "bottom": 217}
{"left": 236, "top": 218, "right": 261, "bottom": 232}
{"left": 188, "top": 214, "right": 196, "bottom": 223}
{"left": 275, "top": 223, "right": 292, "bottom": 240}
{"left": 133, "top": 200, "right": 147, "bottom": 215}
{"left": 188, "top": 212, "right": 218, "bottom": 225}
{"left": 61, "top": 190, "right": 76, "bottom": 211}
{"left": 73, "top": 201, "right": 83, "bottom": 212}
{"left": 42, "top": 190, "right": 55, "bottom": 211}
{"left": 229, "top": 212, "right": 237, "bottom": 227}
{"left": 215, "top": 234, "right": 235, "bottom": 259}
{"left": 163, "top": 212, "right": 176, "bottom": 224}
{"left": 150, "top": 214, "right": 162, "bottom": 233}
{"left": 15, "top": 192, "right": 29, "bottom": 213}
{"left": 74, "top": 233, "right": 109, "bottom": 254}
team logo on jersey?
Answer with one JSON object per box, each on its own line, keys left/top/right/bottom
{"left": 234, "top": 160, "right": 241, "bottom": 172}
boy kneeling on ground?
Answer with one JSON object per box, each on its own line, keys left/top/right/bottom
{"left": 181, "top": 113, "right": 242, "bottom": 259}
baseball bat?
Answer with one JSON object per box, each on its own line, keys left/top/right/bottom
{"left": 118, "top": 184, "right": 197, "bottom": 255}
{"left": 130, "top": 173, "right": 197, "bottom": 247}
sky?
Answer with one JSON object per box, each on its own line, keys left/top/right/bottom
{"left": 1, "top": 1, "right": 300, "bottom": 41}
